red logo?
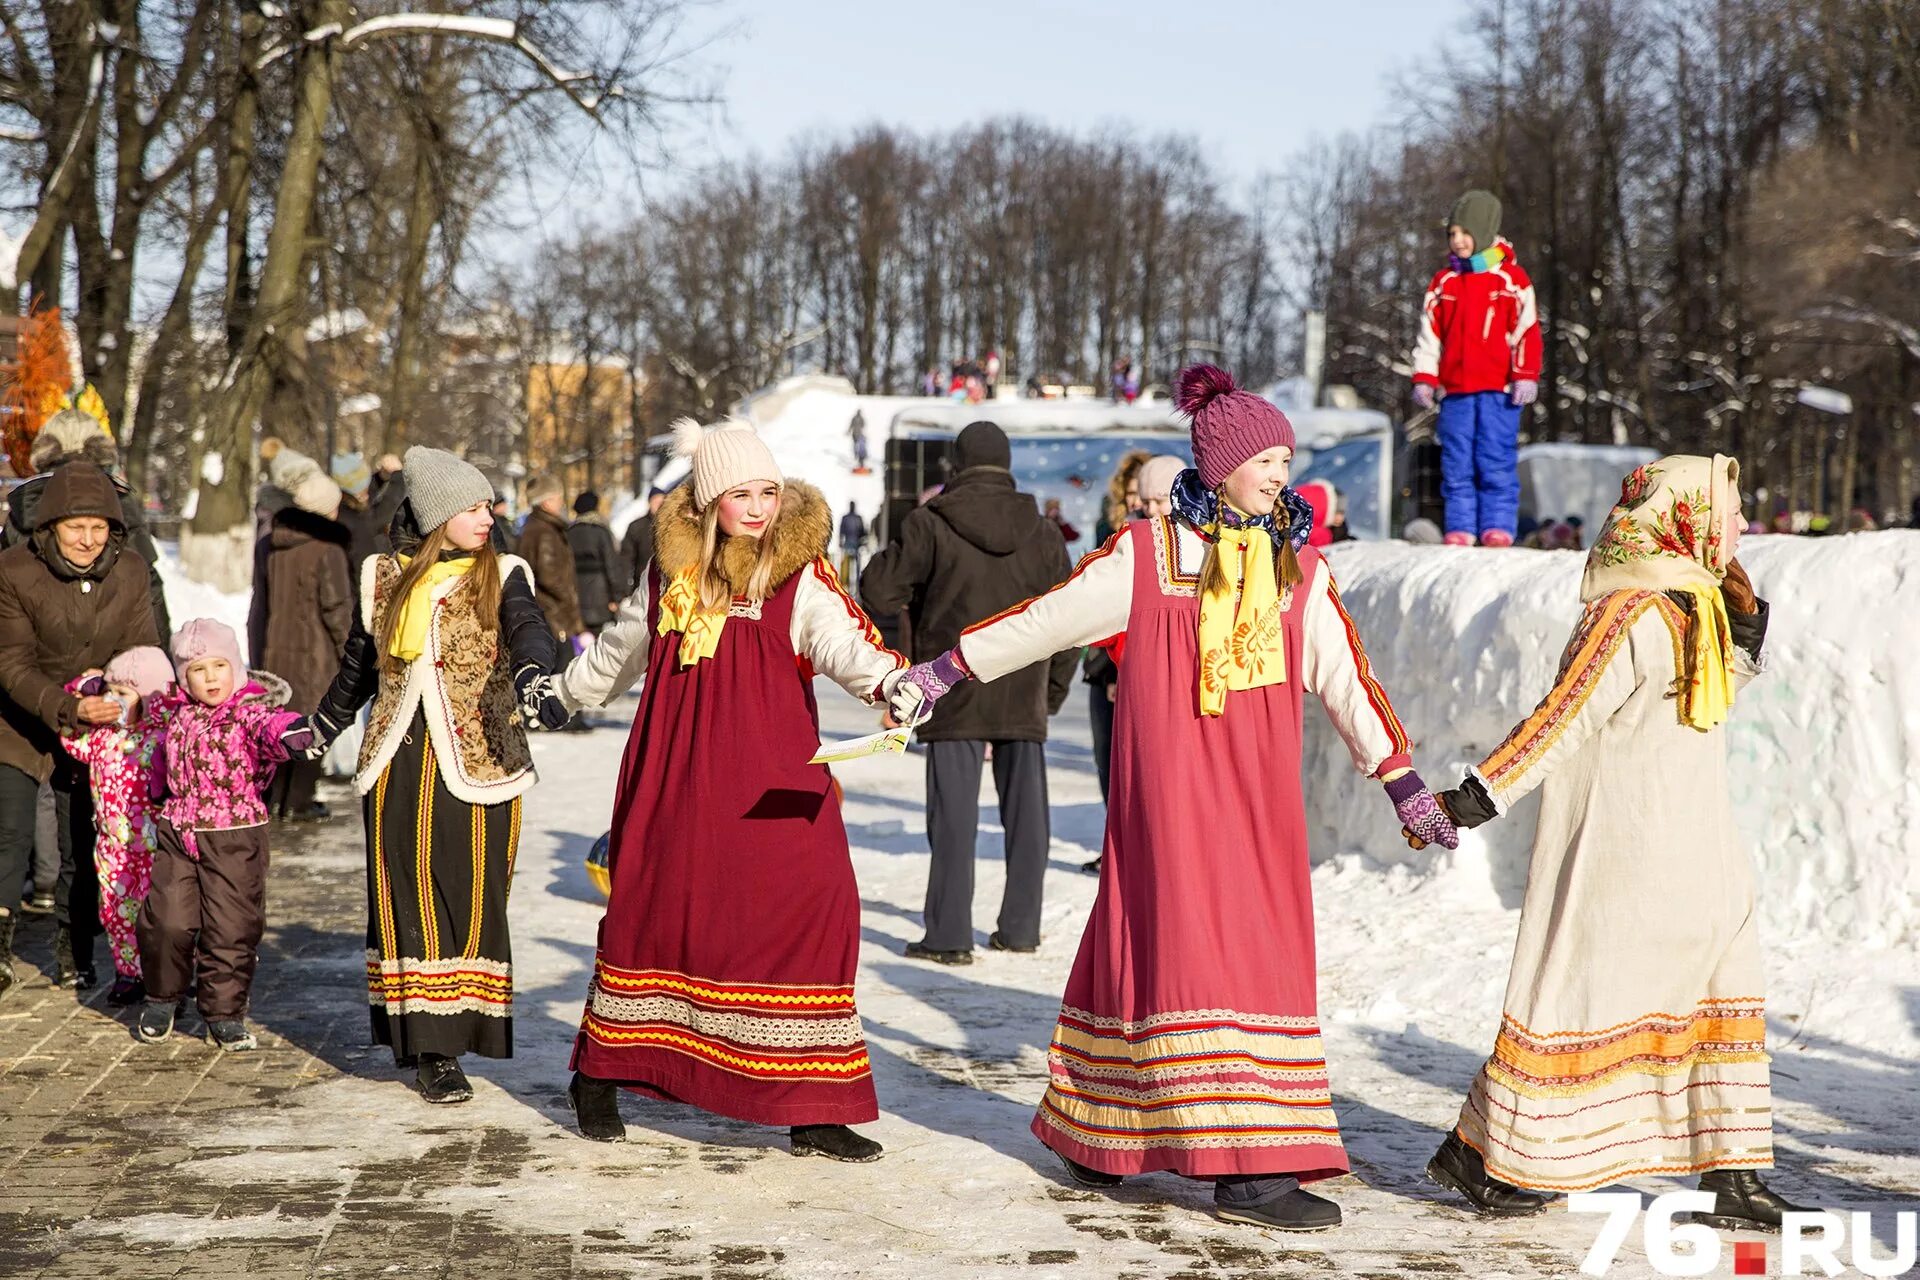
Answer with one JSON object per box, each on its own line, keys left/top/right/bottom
{"left": 1733, "top": 1240, "right": 1767, "bottom": 1276}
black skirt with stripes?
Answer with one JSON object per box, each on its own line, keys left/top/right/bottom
{"left": 362, "top": 710, "right": 520, "bottom": 1062}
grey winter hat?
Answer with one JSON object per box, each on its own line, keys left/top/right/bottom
{"left": 1447, "top": 189, "right": 1502, "bottom": 253}
{"left": 402, "top": 446, "right": 493, "bottom": 532}
{"left": 30, "top": 408, "right": 119, "bottom": 474}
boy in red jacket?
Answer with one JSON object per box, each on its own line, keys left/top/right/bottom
{"left": 1411, "top": 190, "right": 1542, "bottom": 546}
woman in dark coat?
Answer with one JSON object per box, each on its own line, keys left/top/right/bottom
{"left": 249, "top": 473, "right": 353, "bottom": 820}
{"left": 566, "top": 490, "right": 630, "bottom": 633}
{"left": 0, "top": 463, "right": 161, "bottom": 993}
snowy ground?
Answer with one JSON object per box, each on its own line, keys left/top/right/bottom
{"left": 10, "top": 679, "right": 1917, "bottom": 1279}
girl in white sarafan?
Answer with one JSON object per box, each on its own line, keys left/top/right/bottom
{"left": 1416, "top": 454, "right": 1815, "bottom": 1232}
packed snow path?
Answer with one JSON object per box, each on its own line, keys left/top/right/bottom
{"left": 3, "top": 685, "right": 1917, "bottom": 1279}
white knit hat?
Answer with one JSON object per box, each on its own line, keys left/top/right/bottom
{"left": 291, "top": 471, "right": 343, "bottom": 517}
{"left": 674, "top": 417, "right": 783, "bottom": 510}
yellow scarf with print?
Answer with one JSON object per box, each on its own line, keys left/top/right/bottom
{"left": 387, "top": 555, "right": 475, "bottom": 662}
{"left": 1197, "top": 526, "right": 1288, "bottom": 716}
{"left": 1678, "top": 584, "right": 1735, "bottom": 731}
{"left": 656, "top": 567, "right": 728, "bottom": 667}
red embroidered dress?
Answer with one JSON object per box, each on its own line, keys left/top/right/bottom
{"left": 959, "top": 516, "right": 1413, "bottom": 1178}
{"left": 563, "top": 541, "right": 903, "bottom": 1126}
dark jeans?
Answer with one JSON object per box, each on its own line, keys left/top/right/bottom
{"left": 922, "top": 739, "right": 1049, "bottom": 951}
{"left": 0, "top": 762, "right": 98, "bottom": 956}
{"left": 138, "top": 819, "right": 269, "bottom": 1019}
{"left": 1088, "top": 682, "right": 1116, "bottom": 805}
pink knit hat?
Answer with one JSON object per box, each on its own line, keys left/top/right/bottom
{"left": 104, "top": 646, "right": 174, "bottom": 700}
{"left": 169, "top": 618, "right": 245, "bottom": 684}
{"left": 1176, "top": 365, "right": 1295, "bottom": 490}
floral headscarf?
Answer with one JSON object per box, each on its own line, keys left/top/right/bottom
{"left": 1579, "top": 454, "right": 1740, "bottom": 603}
{"left": 1580, "top": 454, "right": 1743, "bottom": 731}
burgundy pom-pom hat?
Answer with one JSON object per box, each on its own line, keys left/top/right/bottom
{"left": 1175, "top": 364, "right": 1295, "bottom": 490}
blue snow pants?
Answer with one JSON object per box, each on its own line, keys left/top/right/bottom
{"left": 1437, "top": 389, "right": 1521, "bottom": 540}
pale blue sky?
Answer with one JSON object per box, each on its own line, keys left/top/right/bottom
{"left": 667, "top": 0, "right": 1460, "bottom": 180}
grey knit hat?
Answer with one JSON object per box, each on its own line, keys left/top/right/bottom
{"left": 1447, "top": 189, "right": 1502, "bottom": 254}
{"left": 402, "top": 446, "right": 493, "bottom": 532}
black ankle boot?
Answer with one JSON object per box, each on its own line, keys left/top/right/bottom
{"left": 789, "top": 1124, "right": 883, "bottom": 1163}
{"left": 568, "top": 1071, "right": 626, "bottom": 1142}
{"left": 0, "top": 911, "right": 15, "bottom": 1000}
{"left": 416, "top": 1053, "right": 473, "bottom": 1104}
{"left": 1055, "top": 1149, "right": 1122, "bottom": 1187}
{"left": 1695, "top": 1169, "right": 1811, "bottom": 1233}
{"left": 54, "top": 924, "right": 76, "bottom": 987}
{"left": 1426, "top": 1132, "right": 1552, "bottom": 1217}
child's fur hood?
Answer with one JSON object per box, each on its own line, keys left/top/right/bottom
{"left": 653, "top": 480, "right": 832, "bottom": 594}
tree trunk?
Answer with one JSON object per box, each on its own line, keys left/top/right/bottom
{"left": 183, "top": 0, "right": 348, "bottom": 591}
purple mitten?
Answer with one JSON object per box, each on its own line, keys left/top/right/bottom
{"left": 77, "top": 674, "right": 108, "bottom": 697}
{"left": 890, "top": 648, "right": 971, "bottom": 722}
{"left": 1384, "top": 770, "right": 1459, "bottom": 850}
{"left": 1412, "top": 383, "right": 1436, "bottom": 411}
{"left": 1509, "top": 379, "right": 1539, "bottom": 407}
{"left": 279, "top": 715, "right": 316, "bottom": 755}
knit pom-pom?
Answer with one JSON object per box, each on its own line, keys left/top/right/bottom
{"left": 1175, "top": 364, "right": 1238, "bottom": 417}
{"left": 670, "top": 416, "right": 706, "bottom": 459}
{"left": 259, "top": 436, "right": 284, "bottom": 461}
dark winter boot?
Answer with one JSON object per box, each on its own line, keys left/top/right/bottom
{"left": 1693, "top": 1169, "right": 1812, "bottom": 1233}
{"left": 1214, "top": 1177, "right": 1342, "bottom": 1232}
{"left": 206, "top": 1019, "right": 258, "bottom": 1052}
{"left": 903, "top": 940, "right": 973, "bottom": 966}
{"left": 417, "top": 1053, "right": 473, "bottom": 1104}
{"left": 106, "top": 975, "right": 145, "bottom": 1007}
{"left": 136, "top": 1000, "right": 176, "bottom": 1043}
{"left": 0, "top": 911, "right": 15, "bottom": 1001}
{"left": 790, "top": 1124, "right": 883, "bottom": 1163}
{"left": 1054, "top": 1149, "right": 1122, "bottom": 1188}
{"left": 987, "top": 931, "right": 1039, "bottom": 954}
{"left": 1426, "top": 1131, "right": 1552, "bottom": 1217}
{"left": 569, "top": 1071, "right": 626, "bottom": 1142}
{"left": 54, "top": 923, "right": 76, "bottom": 987}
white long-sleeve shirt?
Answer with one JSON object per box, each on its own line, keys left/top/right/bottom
{"left": 557, "top": 560, "right": 904, "bottom": 711}
{"left": 956, "top": 520, "right": 1414, "bottom": 778}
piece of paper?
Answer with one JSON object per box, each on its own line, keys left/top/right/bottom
{"left": 809, "top": 725, "right": 915, "bottom": 764}
{"left": 810, "top": 707, "right": 927, "bottom": 765}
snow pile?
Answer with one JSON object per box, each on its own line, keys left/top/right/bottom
{"left": 1304, "top": 532, "right": 1920, "bottom": 948}
{"left": 153, "top": 539, "right": 251, "bottom": 647}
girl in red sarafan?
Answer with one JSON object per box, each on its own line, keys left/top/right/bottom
{"left": 886, "top": 366, "right": 1460, "bottom": 1233}
{"left": 543, "top": 417, "right": 908, "bottom": 1162}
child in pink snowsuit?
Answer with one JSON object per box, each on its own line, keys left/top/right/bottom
{"left": 136, "top": 619, "right": 313, "bottom": 1052}
{"left": 62, "top": 646, "right": 174, "bottom": 1007}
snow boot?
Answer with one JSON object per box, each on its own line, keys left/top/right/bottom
{"left": 106, "top": 975, "right": 145, "bottom": 1007}
{"left": 1054, "top": 1149, "right": 1122, "bottom": 1188}
{"left": 0, "top": 911, "right": 14, "bottom": 1000}
{"left": 1692, "top": 1170, "right": 1811, "bottom": 1233}
{"left": 1481, "top": 528, "right": 1515, "bottom": 548}
{"left": 569, "top": 1072, "right": 626, "bottom": 1142}
{"left": 1426, "top": 1131, "right": 1551, "bottom": 1216}
{"left": 904, "top": 940, "right": 973, "bottom": 966}
{"left": 1080, "top": 856, "right": 1102, "bottom": 876}
{"left": 988, "top": 931, "right": 1039, "bottom": 954}
{"left": 790, "top": 1124, "right": 883, "bottom": 1163}
{"left": 54, "top": 923, "right": 76, "bottom": 987}
{"left": 136, "top": 1000, "right": 176, "bottom": 1043}
{"left": 206, "top": 1019, "right": 258, "bottom": 1052}
{"left": 1214, "top": 1184, "right": 1342, "bottom": 1232}
{"left": 417, "top": 1053, "right": 473, "bottom": 1103}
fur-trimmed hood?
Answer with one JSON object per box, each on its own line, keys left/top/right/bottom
{"left": 654, "top": 480, "right": 832, "bottom": 595}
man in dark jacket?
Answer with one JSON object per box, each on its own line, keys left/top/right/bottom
{"left": 860, "top": 420, "right": 1076, "bottom": 964}
{"left": 0, "top": 463, "right": 161, "bottom": 994}
{"left": 249, "top": 472, "right": 353, "bottom": 820}
{"left": 566, "top": 490, "right": 629, "bottom": 634}
{"left": 620, "top": 488, "right": 665, "bottom": 589}
{"left": 518, "top": 475, "right": 585, "bottom": 643}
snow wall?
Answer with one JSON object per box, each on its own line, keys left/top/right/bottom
{"left": 1304, "top": 532, "right": 1920, "bottom": 948}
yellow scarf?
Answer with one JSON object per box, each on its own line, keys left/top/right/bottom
{"left": 1197, "top": 526, "right": 1288, "bottom": 716}
{"left": 387, "top": 555, "right": 474, "bottom": 662}
{"left": 1678, "top": 584, "right": 1735, "bottom": 731}
{"left": 656, "top": 567, "right": 728, "bottom": 667}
